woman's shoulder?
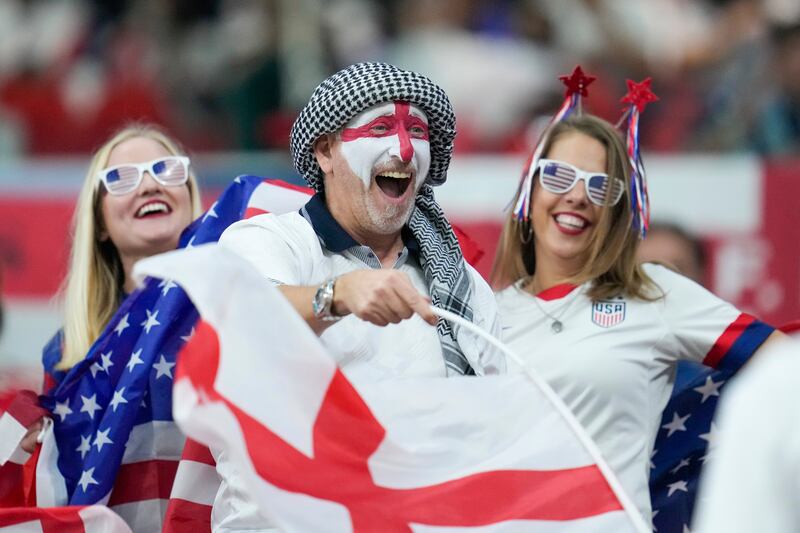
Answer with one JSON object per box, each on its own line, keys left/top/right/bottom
{"left": 639, "top": 262, "right": 705, "bottom": 294}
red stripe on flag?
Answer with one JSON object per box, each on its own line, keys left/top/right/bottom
{"left": 702, "top": 313, "right": 755, "bottom": 368}
{"left": 0, "top": 506, "right": 87, "bottom": 533}
{"left": 163, "top": 498, "right": 213, "bottom": 533}
{"left": 179, "top": 321, "right": 623, "bottom": 530}
{"left": 0, "top": 463, "right": 24, "bottom": 507}
{"left": 4, "top": 390, "right": 48, "bottom": 427}
{"left": 244, "top": 207, "right": 269, "bottom": 219}
{"left": 180, "top": 439, "right": 215, "bottom": 466}
{"left": 108, "top": 460, "right": 178, "bottom": 506}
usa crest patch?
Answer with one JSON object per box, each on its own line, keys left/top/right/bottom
{"left": 592, "top": 300, "right": 626, "bottom": 328}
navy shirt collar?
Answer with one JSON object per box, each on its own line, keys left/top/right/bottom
{"left": 301, "top": 193, "right": 419, "bottom": 257}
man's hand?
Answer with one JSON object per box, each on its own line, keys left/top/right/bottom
{"left": 20, "top": 417, "right": 44, "bottom": 453}
{"left": 334, "top": 270, "right": 437, "bottom": 327}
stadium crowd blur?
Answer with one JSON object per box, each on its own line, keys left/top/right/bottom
{"left": 1, "top": 0, "right": 799, "bottom": 158}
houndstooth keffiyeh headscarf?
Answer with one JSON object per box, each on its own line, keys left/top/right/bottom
{"left": 290, "top": 62, "right": 475, "bottom": 376}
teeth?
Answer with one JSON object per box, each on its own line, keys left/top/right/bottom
{"left": 555, "top": 214, "right": 586, "bottom": 229}
{"left": 137, "top": 202, "right": 169, "bottom": 217}
{"left": 378, "top": 171, "right": 411, "bottom": 179}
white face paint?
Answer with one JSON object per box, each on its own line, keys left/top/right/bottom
{"left": 338, "top": 101, "right": 431, "bottom": 190}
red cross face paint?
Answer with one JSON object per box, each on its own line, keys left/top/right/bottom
{"left": 340, "top": 101, "right": 431, "bottom": 196}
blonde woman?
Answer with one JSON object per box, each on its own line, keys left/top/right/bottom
{"left": 492, "top": 114, "right": 783, "bottom": 525}
{"left": 22, "top": 124, "right": 201, "bottom": 450}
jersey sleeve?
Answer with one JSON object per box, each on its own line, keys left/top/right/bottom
{"left": 219, "top": 213, "right": 317, "bottom": 286}
{"left": 649, "top": 264, "right": 774, "bottom": 371}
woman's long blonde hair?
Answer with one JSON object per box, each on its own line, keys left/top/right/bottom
{"left": 58, "top": 124, "right": 202, "bottom": 370}
{"left": 491, "top": 114, "right": 657, "bottom": 301}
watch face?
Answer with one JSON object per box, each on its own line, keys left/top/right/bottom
{"left": 312, "top": 285, "right": 326, "bottom": 316}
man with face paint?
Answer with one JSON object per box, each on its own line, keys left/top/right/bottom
{"left": 215, "top": 62, "right": 503, "bottom": 529}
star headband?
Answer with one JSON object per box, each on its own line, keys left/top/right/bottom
{"left": 511, "top": 66, "right": 658, "bottom": 239}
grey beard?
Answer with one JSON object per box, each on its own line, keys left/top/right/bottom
{"left": 365, "top": 197, "right": 416, "bottom": 235}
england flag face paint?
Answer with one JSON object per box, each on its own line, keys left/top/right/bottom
{"left": 339, "top": 101, "right": 431, "bottom": 195}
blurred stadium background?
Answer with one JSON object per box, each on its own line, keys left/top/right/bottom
{"left": 1, "top": 0, "right": 799, "bottom": 385}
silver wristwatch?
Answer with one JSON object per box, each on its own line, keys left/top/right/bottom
{"left": 312, "top": 278, "right": 340, "bottom": 321}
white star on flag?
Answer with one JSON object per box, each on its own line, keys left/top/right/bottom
{"left": 100, "top": 351, "right": 114, "bottom": 372}
{"left": 651, "top": 510, "right": 659, "bottom": 532}
{"left": 126, "top": 349, "right": 144, "bottom": 372}
{"left": 114, "top": 313, "right": 130, "bottom": 336}
{"left": 699, "top": 422, "right": 719, "bottom": 448}
{"left": 202, "top": 201, "right": 218, "bottom": 221}
{"left": 666, "top": 480, "right": 689, "bottom": 497}
{"left": 670, "top": 458, "right": 691, "bottom": 475}
{"left": 153, "top": 355, "right": 176, "bottom": 379}
{"left": 662, "top": 411, "right": 690, "bottom": 437}
{"left": 180, "top": 327, "right": 195, "bottom": 343}
{"left": 80, "top": 394, "right": 102, "bottom": 420}
{"left": 90, "top": 361, "right": 104, "bottom": 378}
{"left": 158, "top": 279, "right": 178, "bottom": 296}
{"left": 78, "top": 467, "right": 99, "bottom": 492}
{"left": 186, "top": 236, "right": 196, "bottom": 249}
{"left": 693, "top": 376, "right": 724, "bottom": 403}
{"left": 650, "top": 448, "right": 657, "bottom": 469}
{"left": 109, "top": 387, "right": 128, "bottom": 412}
{"left": 141, "top": 309, "right": 161, "bottom": 334}
{"left": 93, "top": 427, "right": 114, "bottom": 452}
{"left": 54, "top": 400, "right": 73, "bottom": 421}
{"left": 76, "top": 434, "right": 91, "bottom": 459}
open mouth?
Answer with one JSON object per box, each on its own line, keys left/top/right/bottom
{"left": 136, "top": 201, "right": 172, "bottom": 218}
{"left": 375, "top": 171, "right": 412, "bottom": 199}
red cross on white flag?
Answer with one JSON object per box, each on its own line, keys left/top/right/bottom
{"left": 139, "top": 245, "right": 648, "bottom": 532}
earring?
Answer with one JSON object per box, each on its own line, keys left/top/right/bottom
{"left": 518, "top": 219, "right": 533, "bottom": 244}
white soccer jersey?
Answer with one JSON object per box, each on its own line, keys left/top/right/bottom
{"left": 496, "top": 263, "right": 772, "bottom": 524}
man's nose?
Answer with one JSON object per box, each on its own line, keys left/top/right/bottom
{"left": 395, "top": 129, "right": 414, "bottom": 163}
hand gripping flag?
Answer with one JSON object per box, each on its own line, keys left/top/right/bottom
{"left": 0, "top": 176, "right": 312, "bottom": 531}
{"left": 136, "top": 244, "right": 650, "bottom": 532}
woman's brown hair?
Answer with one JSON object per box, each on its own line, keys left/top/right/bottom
{"left": 491, "top": 114, "right": 658, "bottom": 301}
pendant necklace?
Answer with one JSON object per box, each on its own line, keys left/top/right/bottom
{"left": 527, "top": 278, "right": 577, "bottom": 334}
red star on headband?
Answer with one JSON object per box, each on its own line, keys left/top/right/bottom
{"left": 621, "top": 78, "right": 659, "bottom": 112}
{"left": 559, "top": 66, "right": 596, "bottom": 98}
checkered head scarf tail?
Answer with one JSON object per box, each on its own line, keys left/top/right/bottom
{"left": 290, "top": 62, "right": 475, "bottom": 375}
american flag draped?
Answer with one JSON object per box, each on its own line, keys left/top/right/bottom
{"left": 35, "top": 176, "right": 312, "bottom": 529}
{"left": 649, "top": 318, "right": 773, "bottom": 532}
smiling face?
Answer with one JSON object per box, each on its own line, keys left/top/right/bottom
{"left": 530, "top": 130, "right": 607, "bottom": 277}
{"left": 319, "top": 101, "right": 431, "bottom": 238}
{"left": 99, "top": 136, "right": 193, "bottom": 269}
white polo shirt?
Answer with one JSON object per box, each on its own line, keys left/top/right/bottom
{"left": 212, "top": 193, "right": 503, "bottom": 532}
{"left": 496, "top": 263, "right": 772, "bottom": 525}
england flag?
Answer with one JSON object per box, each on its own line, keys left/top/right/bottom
{"left": 137, "top": 244, "right": 649, "bottom": 532}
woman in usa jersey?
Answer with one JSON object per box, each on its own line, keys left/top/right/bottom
{"left": 491, "top": 69, "right": 785, "bottom": 528}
